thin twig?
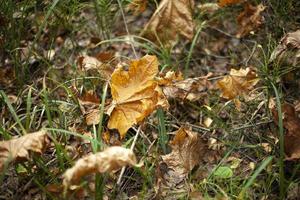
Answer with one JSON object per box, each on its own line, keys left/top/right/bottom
{"left": 117, "top": 126, "right": 141, "bottom": 185}
{"left": 116, "top": 0, "right": 137, "bottom": 58}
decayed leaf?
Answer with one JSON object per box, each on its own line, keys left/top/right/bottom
{"left": 128, "top": 0, "right": 147, "bottom": 15}
{"left": 161, "top": 127, "right": 206, "bottom": 187}
{"left": 217, "top": 67, "right": 259, "bottom": 100}
{"left": 270, "top": 30, "right": 300, "bottom": 62}
{"left": 63, "top": 146, "right": 138, "bottom": 188}
{"left": 78, "top": 55, "right": 113, "bottom": 80}
{"left": 0, "top": 130, "right": 50, "bottom": 172}
{"left": 236, "top": 3, "right": 266, "bottom": 38}
{"left": 271, "top": 103, "right": 300, "bottom": 160}
{"left": 107, "top": 55, "right": 168, "bottom": 138}
{"left": 197, "top": 3, "right": 220, "bottom": 14}
{"left": 218, "top": 0, "right": 241, "bottom": 7}
{"left": 77, "top": 90, "right": 101, "bottom": 125}
{"left": 161, "top": 73, "right": 212, "bottom": 101}
{"left": 141, "top": 0, "right": 195, "bottom": 45}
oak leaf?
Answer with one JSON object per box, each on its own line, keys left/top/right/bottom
{"left": 107, "top": 55, "right": 168, "bottom": 138}
{"left": 0, "top": 130, "right": 50, "bottom": 172}
{"left": 236, "top": 3, "right": 266, "bottom": 38}
{"left": 141, "top": 0, "right": 195, "bottom": 45}
{"left": 217, "top": 67, "right": 259, "bottom": 100}
{"left": 63, "top": 146, "right": 138, "bottom": 188}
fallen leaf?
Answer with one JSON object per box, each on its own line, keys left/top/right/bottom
{"left": 128, "top": 0, "right": 147, "bottom": 15}
{"left": 217, "top": 67, "right": 259, "bottom": 100}
{"left": 271, "top": 103, "right": 300, "bottom": 160}
{"left": 236, "top": 3, "right": 266, "bottom": 38}
{"left": 270, "top": 30, "right": 300, "bottom": 62}
{"left": 212, "top": 166, "right": 233, "bottom": 179}
{"left": 63, "top": 146, "right": 138, "bottom": 188}
{"left": 161, "top": 127, "right": 206, "bottom": 187}
{"left": 0, "top": 130, "right": 50, "bottom": 172}
{"left": 218, "top": 0, "right": 241, "bottom": 7}
{"left": 78, "top": 55, "right": 113, "bottom": 80}
{"left": 141, "top": 0, "right": 195, "bottom": 45}
{"left": 107, "top": 55, "right": 168, "bottom": 138}
{"left": 161, "top": 73, "right": 213, "bottom": 101}
{"left": 76, "top": 90, "right": 101, "bottom": 125}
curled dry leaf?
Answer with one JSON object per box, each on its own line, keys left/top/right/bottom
{"left": 141, "top": 0, "right": 195, "bottom": 45}
{"left": 78, "top": 55, "right": 113, "bottom": 80}
{"left": 0, "top": 130, "right": 50, "bottom": 172}
{"left": 107, "top": 55, "right": 168, "bottom": 138}
{"left": 217, "top": 67, "right": 259, "bottom": 100}
{"left": 236, "top": 3, "right": 266, "bottom": 38}
{"left": 161, "top": 73, "right": 212, "bottom": 102}
{"left": 159, "top": 127, "right": 206, "bottom": 188}
{"left": 218, "top": 0, "right": 241, "bottom": 7}
{"left": 63, "top": 146, "right": 138, "bottom": 188}
{"left": 271, "top": 103, "right": 300, "bottom": 160}
{"left": 270, "top": 30, "right": 300, "bottom": 62}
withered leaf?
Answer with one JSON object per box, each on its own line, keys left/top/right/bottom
{"left": 271, "top": 103, "right": 300, "bottom": 160}
{"left": 78, "top": 55, "right": 113, "bottom": 80}
{"left": 0, "top": 130, "right": 50, "bottom": 172}
{"left": 217, "top": 67, "right": 259, "bottom": 100}
{"left": 236, "top": 3, "right": 266, "bottom": 38}
{"left": 63, "top": 146, "right": 138, "bottom": 188}
{"left": 161, "top": 73, "right": 212, "bottom": 101}
{"left": 161, "top": 127, "right": 206, "bottom": 187}
{"left": 107, "top": 55, "right": 168, "bottom": 138}
{"left": 128, "top": 0, "right": 148, "bottom": 15}
{"left": 218, "top": 0, "right": 241, "bottom": 7}
{"left": 77, "top": 90, "right": 101, "bottom": 126}
{"left": 141, "top": 0, "right": 195, "bottom": 45}
{"left": 270, "top": 30, "right": 300, "bottom": 62}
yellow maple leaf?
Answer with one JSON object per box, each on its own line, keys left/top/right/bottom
{"left": 217, "top": 67, "right": 259, "bottom": 100}
{"left": 107, "top": 55, "right": 168, "bottom": 138}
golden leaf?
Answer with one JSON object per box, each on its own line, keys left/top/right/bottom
{"left": 217, "top": 67, "right": 259, "bottom": 100}
{"left": 107, "top": 55, "right": 168, "bottom": 138}
{"left": 236, "top": 3, "right": 266, "bottom": 38}
{"left": 0, "top": 130, "right": 50, "bottom": 172}
{"left": 63, "top": 146, "right": 139, "bottom": 188}
{"left": 141, "top": 0, "right": 195, "bottom": 45}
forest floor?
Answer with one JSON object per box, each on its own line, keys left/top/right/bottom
{"left": 1, "top": 0, "right": 300, "bottom": 199}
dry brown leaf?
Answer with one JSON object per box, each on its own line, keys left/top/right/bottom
{"left": 161, "top": 73, "right": 212, "bottom": 101}
{"left": 141, "top": 0, "right": 195, "bottom": 45}
{"left": 107, "top": 55, "right": 168, "bottom": 138}
{"left": 236, "top": 3, "right": 266, "bottom": 38}
{"left": 161, "top": 127, "right": 206, "bottom": 186}
{"left": 217, "top": 67, "right": 259, "bottom": 100}
{"left": 271, "top": 103, "right": 300, "bottom": 160}
{"left": 270, "top": 30, "right": 300, "bottom": 62}
{"left": 63, "top": 146, "right": 138, "bottom": 188}
{"left": 0, "top": 130, "right": 50, "bottom": 172}
{"left": 128, "top": 0, "right": 147, "bottom": 15}
{"left": 218, "top": 0, "right": 241, "bottom": 7}
{"left": 77, "top": 90, "right": 101, "bottom": 125}
{"left": 198, "top": 3, "right": 220, "bottom": 14}
{"left": 78, "top": 55, "right": 113, "bottom": 80}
